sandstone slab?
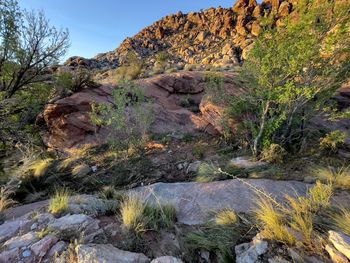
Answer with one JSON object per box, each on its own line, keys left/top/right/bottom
{"left": 133, "top": 179, "right": 310, "bottom": 225}
{"left": 76, "top": 244, "right": 150, "bottom": 263}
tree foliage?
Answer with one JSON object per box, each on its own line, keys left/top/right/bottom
{"left": 229, "top": 0, "right": 350, "bottom": 157}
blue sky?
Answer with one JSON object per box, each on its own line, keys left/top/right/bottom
{"left": 20, "top": 0, "right": 235, "bottom": 60}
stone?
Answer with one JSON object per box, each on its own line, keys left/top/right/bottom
{"left": 229, "top": 156, "right": 267, "bottom": 169}
{"left": 0, "top": 219, "right": 23, "bottom": 243}
{"left": 76, "top": 244, "right": 150, "bottom": 263}
{"left": 235, "top": 234, "right": 268, "bottom": 263}
{"left": 0, "top": 248, "right": 19, "bottom": 262}
{"left": 186, "top": 161, "right": 202, "bottom": 174}
{"left": 31, "top": 235, "right": 58, "bottom": 258}
{"left": 49, "top": 214, "right": 93, "bottom": 231}
{"left": 4, "top": 232, "right": 39, "bottom": 250}
{"left": 325, "top": 244, "right": 349, "bottom": 263}
{"left": 22, "top": 249, "right": 31, "bottom": 258}
{"left": 132, "top": 179, "right": 310, "bottom": 225}
{"left": 48, "top": 241, "right": 67, "bottom": 257}
{"left": 151, "top": 257, "right": 184, "bottom": 263}
{"left": 30, "top": 223, "right": 38, "bottom": 230}
{"left": 329, "top": 231, "right": 350, "bottom": 260}
{"left": 196, "top": 31, "right": 207, "bottom": 42}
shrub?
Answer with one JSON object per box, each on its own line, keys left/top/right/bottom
{"left": 260, "top": 144, "right": 287, "bottom": 163}
{"left": 320, "top": 130, "right": 347, "bottom": 153}
{"left": 55, "top": 69, "right": 95, "bottom": 93}
{"left": 215, "top": 209, "right": 238, "bottom": 226}
{"left": 49, "top": 188, "right": 69, "bottom": 215}
{"left": 204, "top": 72, "right": 225, "bottom": 104}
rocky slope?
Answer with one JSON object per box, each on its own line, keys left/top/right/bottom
{"left": 64, "top": 0, "right": 296, "bottom": 70}
{"left": 38, "top": 71, "right": 242, "bottom": 151}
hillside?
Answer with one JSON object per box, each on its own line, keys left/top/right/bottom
{"left": 65, "top": 0, "right": 295, "bottom": 70}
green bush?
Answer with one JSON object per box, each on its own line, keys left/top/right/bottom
{"left": 260, "top": 144, "right": 287, "bottom": 163}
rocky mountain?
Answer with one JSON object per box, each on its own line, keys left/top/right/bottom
{"left": 65, "top": 0, "right": 296, "bottom": 70}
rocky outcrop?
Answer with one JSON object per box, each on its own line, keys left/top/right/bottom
{"left": 38, "top": 72, "right": 240, "bottom": 151}
{"left": 64, "top": 0, "right": 298, "bottom": 70}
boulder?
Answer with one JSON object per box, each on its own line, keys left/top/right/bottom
{"left": 132, "top": 179, "right": 310, "bottom": 225}
{"left": 76, "top": 244, "right": 150, "bottom": 263}
{"left": 325, "top": 244, "right": 349, "bottom": 263}
{"left": 4, "top": 232, "right": 39, "bottom": 250}
{"left": 0, "top": 248, "right": 19, "bottom": 262}
{"left": 31, "top": 235, "right": 58, "bottom": 258}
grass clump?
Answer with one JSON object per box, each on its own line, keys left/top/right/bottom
{"left": 255, "top": 181, "right": 333, "bottom": 249}
{"left": 332, "top": 207, "right": 350, "bottom": 236}
{"left": 314, "top": 166, "right": 350, "bottom": 191}
{"left": 215, "top": 209, "right": 238, "bottom": 226}
{"left": 120, "top": 195, "right": 176, "bottom": 234}
{"left": 31, "top": 158, "right": 53, "bottom": 177}
{"left": 49, "top": 188, "right": 69, "bottom": 215}
{"left": 260, "top": 144, "right": 287, "bottom": 164}
{"left": 0, "top": 186, "right": 16, "bottom": 221}
{"left": 37, "top": 227, "right": 54, "bottom": 239}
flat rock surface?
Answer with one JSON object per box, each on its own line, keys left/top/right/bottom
{"left": 133, "top": 179, "right": 310, "bottom": 225}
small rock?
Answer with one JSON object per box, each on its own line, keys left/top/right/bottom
{"left": 4, "top": 231, "right": 39, "bottom": 250}
{"left": 151, "top": 256, "right": 184, "bottom": 263}
{"left": 235, "top": 234, "right": 268, "bottom": 263}
{"left": 22, "top": 250, "right": 31, "bottom": 258}
{"left": 76, "top": 244, "right": 150, "bottom": 263}
{"left": 186, "top": 161, "right": 202, "bottom": 174}
{"left": 200, "top": 251, "right": 210, "bottom": 262}
{"left": 49, "top": 214, "right": 92, "bottom": 231}
{"left": 30, "top": 223, "right": 38, "bottom": 230}
{"left": 325, "top": 244, "right": 349, "bottom": 263}
{"left": 303, "top": 176, "right": 316, "bottom": 184}
{"left": 0, "top": 248, "right": 19, "bottom": 262}
{"left": 31, "top": 235, "right": 58, "bottom": 257}
{"left": 329, "top": 231, "right": 350, "bottom": 260}
{"left": 0, "top": 217, "right": 30, "bottom": 243}
{"left": 48, "top": 241, "right": 67, "bottom": 257}
{"left": 268, "top": 257, "right": 290, "bottom": 263}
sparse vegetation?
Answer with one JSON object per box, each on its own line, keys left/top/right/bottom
{"left": 332, "top": 207, "right": 350, "bottom": 236}
{"left": 49, "top": 188, "right": 69, "bottom": 215}
{"left": 31, "top": 158, "right": 53, "bottom": 177}
{"left": 260, "top": 144, "right": 287, "bottom": 164}
{"left": 320, "top": 130, "right": 347, "bottom": 153}
{"left": 0, "top": 186, "right": 16, "bottom": 221}
{"left": 215, "top": 209, "right": 238, "bottom": 226}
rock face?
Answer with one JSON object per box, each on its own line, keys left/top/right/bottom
{"left": 64, "top": 0, "right": 297, "bottom": 70}
{"left": 329, "top": 231, "right": 350, "bottom": 260}
{"left": 38, "top": 72, "right": 241, "bottom": 150}
{"left": 133, "top": 179, "right": 310, "bottom": 225}
{"left": 76, "top": 244, "right": 150, "bottom": 263}
{"left": 235, "top": 234, "right": 268, "bottom": 263}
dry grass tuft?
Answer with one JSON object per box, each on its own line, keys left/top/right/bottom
{"left": 314, "top": 166, "right": 350, "bottom": 191}
{"left": 31, "top": 158, "right": 53, "bottom": 177}
{"left": 49, "top": 188, "right": 69, "bottom": 215}
{"left": 0, "top": 186, "right": 16, "bottom": 213}
{"left": 332, "top": 207, "right": 350, "bottom": 236}
{"left": 120, "top": 195, "right": 147, "bottom": 233}
{"left": 215, "top": 209, "right": 238, "bottom": 226}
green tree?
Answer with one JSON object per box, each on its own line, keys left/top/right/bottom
{"left": 229, "top": 0, "right": 350, "bottom": 157}
{"left": 0, "top": 0, "right": 69, "bottom": 98}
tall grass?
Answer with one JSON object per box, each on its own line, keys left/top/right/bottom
{"left": 31, "top": 158, "right": 53, "bottom": 177}
{"left": 332, "top": 207, "right": 350, "bottom": 236}
{"left": 314, "top": 166, "right": 350, "bottom": 191}
{"left": 0, "top": 186, "right": 16, "bottom": 213}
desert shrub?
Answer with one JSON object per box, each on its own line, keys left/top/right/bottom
{"left": 228, "top": 1, "right": 350, "bottom": 157}
{"left": 55, "top": 69, "right": 96, "bottom": 93}
{"left": 204, "top": 72, "right": 225, "bottom": 104}
{"left": 90, "top": 79, "right": 153, "bottom": 156}
{"left": 260, "top": 144, "right": 287, "bottom": 163}
{"left": 320, "top": 130, "right": 347, "bottom": 153}
{"left": 49, "top": 188, "right": 69, "bottom": 216}
{"left": 332, "top": 207, "right": 350, "bottom": 236}
{"left": 115, "top": 52, "right": 144, "bottom": 81}
{"left": 314, "top": 166, "right": 350, "bottom": 191}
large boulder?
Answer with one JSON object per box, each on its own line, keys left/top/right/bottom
{"left": 132, "top": 179, "right": 310, "bottom": 225}
{"left": 75, "top": 244, "right": 150, "bottom": 263}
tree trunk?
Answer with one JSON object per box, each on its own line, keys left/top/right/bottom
{"left": 253, "top": 101, "right": 270, "bottom": 158}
